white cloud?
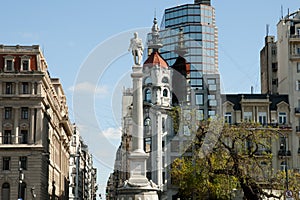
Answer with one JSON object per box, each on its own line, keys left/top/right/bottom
{"left": 100, "top": 127, "right": 122, "bottom": 140}
{"left": 69, "top": 82, "right": 108, "bottom": 95}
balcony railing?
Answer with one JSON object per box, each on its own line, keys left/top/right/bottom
{"left": 295, "top": 107, "right": 300, "bottom": 114}
{"left": 0, "top": 135, "right": 28, "bottom": 144}
{"left": 289, "top": 34, "right": 300, "bottom": 39}
{"left": 278, "top": 150, "right": 291, "bottom": 157}
{"left": 254, "top": 149, "right": 272, "bottom": 156}
{"left": 0, "top": 135, "right": 12, "bottom": 144}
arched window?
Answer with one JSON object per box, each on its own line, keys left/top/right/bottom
{"left": 2, "top": 182, "right": 10, "bottom": 200}
{"left": 162, "top": 118, "right": 166, "bottom": 132}
{"left": 145, "top": 89, "right": 151, "bottom": 103}
{"left": 163, "top": 89, "right": 168, "bottom": 97}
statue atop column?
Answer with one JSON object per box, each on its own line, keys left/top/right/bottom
{"left": 128, "top": 32, "right": 144, "bottom": 65}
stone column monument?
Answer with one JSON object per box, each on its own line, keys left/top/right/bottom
{"left": 116, "top": 33, "right": 159, "bottom": 200}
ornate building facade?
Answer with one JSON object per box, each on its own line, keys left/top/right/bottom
{"left": 0, "top": 45, "right": 72, "bottom": 199}
{"left": 260, "top": 9, "right": 300, "bottom": 171}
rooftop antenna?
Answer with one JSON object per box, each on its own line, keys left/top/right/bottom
{"left": 281, "top": 5, "right": 283, "bottom": 19}
{"left": 266, "top": 24, "right": 269, "bottom": 36}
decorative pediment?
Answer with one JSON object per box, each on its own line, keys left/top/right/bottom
{"left": 3, "top": 123, "right": 13, "bottom": 128}
{"left": 223, "top": 101, "right": 235, "bottom": 111}
{"left": 277, "top": 101, "right": 289, "bottom": 110}
{"left": 20, "top": 123, "right": 29, "bottom": 129}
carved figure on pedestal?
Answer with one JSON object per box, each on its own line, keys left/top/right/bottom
{"left": 128, "top": 32, "right": 144, "bottom": 65}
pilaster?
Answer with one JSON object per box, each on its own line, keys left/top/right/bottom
{"left": 14, "top": 107, "right": 19, "bottom": 144}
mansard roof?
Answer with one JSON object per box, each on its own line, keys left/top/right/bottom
{"left": 143, "top": 51, "right": 169, "bottom": 68}
{"left": 172, "top": 56, "right": 190, "bottom": 77}
{"left": 221, "top": 94, "right": 289, "bottom": 111}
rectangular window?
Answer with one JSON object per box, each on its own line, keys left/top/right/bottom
{"left": 3, "top": 157, "right": 10, "bottom": 170}
{"left": 19, "top": 130, "right": 28, "bottom": 144}
{"left": 208, "top": 84, "right": 217, "bottom": 91}
{"left": 21, "top": 60, "right": 29, "bottom": 71}
{"left": 208, "top": 110, "right": 216, "bottom": 118}
{"left": 278, "top": 112, "right": 287, "bottom": 124}
{"left": 207, "top": 79, "right": 216, "bottom": 84}
{"left": 297, "top": 47, "right": 300, "bottom": 55}
{"left": 144, "top": 137, "right": 151, "bottom": 153}
{"left": 5, "top": 60, "right": 13, "bottom": 71}
{"left": 297, "top": 63, "right": 300, "bottom": 73}
{"left": 4, "top": 107, "right": 12, "bottom": 119}
{"left": 3, "top": 130, "right": 12, "bottom": 144}
{"left": 195, "top": 94, "right": 204, "bottom": 105}
{"left": 297, "top": 80, "right": 300, "bottom": 91}
{"left": 258, "top": 112, "right": 267, "bottom": 125}
{"left": 190, "top": 78, "right": 203, "bottom": 87}
{"left": 21, "top": 82, "right": 29, "bottom": 94}
{"left": 5, "top": 82, "right": 13, "bottom": 94}
{"left": 21, "top": 107, "right": 29, "bottom": 119}
{"left": 225, "top": 112, "right": 232, "bottom": 124}
{"left": 209, "top": 99, "right": 217, "bottom": 106}
{"left": 19, "top": 157, "right": 27, "bottom": 170}
{"left": 208, "top": 95, "right": 215, "bottom": 100}
{"left": 244, "top": 112, "right": 252, "bottom": 122}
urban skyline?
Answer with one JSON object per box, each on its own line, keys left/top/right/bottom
{"left": 1, "top": 0, "right": 299, "bottom": 197}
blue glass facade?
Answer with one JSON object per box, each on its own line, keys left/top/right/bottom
{"left": 160, "top": 3, "right": 218, "bottom": 79}
{"left": 158, "top": 2, "right": 220, "bottom": 120}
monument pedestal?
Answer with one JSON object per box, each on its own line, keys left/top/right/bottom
{"left": 117, "top": 151, "right": 159, "bottom": 200}
{"left": 116, "top": 32, "right": 159, "bottom": 200}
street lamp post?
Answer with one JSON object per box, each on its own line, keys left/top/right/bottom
{"left": 284, "top": 134, "right": 289, "bottom": 191}
{"left": 18, "top": 164, "right": 24, "bottom": 200}
{"left": 279, "top": 133, "right": 289, "bottom": 193}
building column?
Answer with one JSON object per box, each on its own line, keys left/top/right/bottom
{"left": 155, "top": 111, "right": 162, "bottom": 186}
{"left": 30, "top": 108, "right": 35, "bottom": 144}
{"left": 31, "top": 82, "right": 35, "bottom": 95}
{"left": 14, "top": 107, "right": 20, "bottom": 144}
{"left": 131, "top": 66, "right": 144, "bottom": 152}
{"left": 0, "top": 107, "right": 3, "bottom": 144}
{"left": 0, "top": 81, "right": 2, "bottom": 94}
{"left": 15, "top": 81, "right": 19, "bottom": 95}
{"left": 35, "top": 108, "right": 43, "bottom": 144}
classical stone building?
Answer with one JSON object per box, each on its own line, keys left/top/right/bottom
{"left": 222, "top": 94, "right": 292, "bottom": 173}
{"left": 0, "top": 45, "right": 72, "bottom": 199}
{"left": 260, "top": 9, "right": 300, "bottom": 171}
{"left": 69, "top": 125, "right": 98, "bottom": 200}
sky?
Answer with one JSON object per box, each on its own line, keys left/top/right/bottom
{"left": 1, "top": 0, "right": 299, "bottom": 198}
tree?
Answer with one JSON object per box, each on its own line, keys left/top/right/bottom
{"left": 171, "top": 120, "right": 300, "bottom": 200}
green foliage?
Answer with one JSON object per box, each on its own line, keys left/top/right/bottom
{"left": 171, "top": 120, "right": 300, "bottom": 200}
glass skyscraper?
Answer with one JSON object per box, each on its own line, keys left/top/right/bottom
{"left": 159, "top": 0, "right": 220, "bottom": 119}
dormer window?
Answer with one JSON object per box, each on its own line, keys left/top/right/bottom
{"left": 4, "top": 56, "right": 14, "bottom": 72}
{"left": 20, "top": 56, "right": 31, "bottom": 71}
